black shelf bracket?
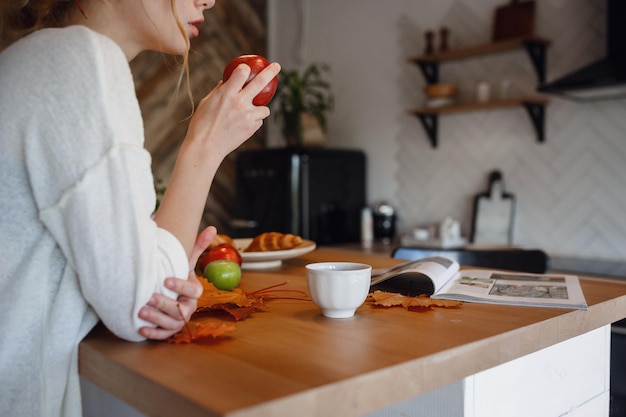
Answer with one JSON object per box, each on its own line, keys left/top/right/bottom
{"left": 522, "top": 40, "right": 548, "bottom": 84}
{"left": 415, "top": 60, "right": 439, "bottom": 84}
{"left": 522, "top": 101, "right": 546, "bottom": 143}
{"left": 414, "top": 113, "right": 439, "bottom": 147}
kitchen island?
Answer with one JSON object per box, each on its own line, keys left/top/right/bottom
{"left": 80, "top": 248, "right": 626, "bottom": 417}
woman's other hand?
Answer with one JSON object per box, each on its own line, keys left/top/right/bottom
{"left": 138, "top": 226, "right": 216, "bottom": 340}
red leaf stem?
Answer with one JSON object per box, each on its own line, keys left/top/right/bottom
{"left": 176, "top": 303, "right": 194, "bottom": 342}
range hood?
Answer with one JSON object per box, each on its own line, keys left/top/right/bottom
{"left": 538, "top": 0, "right": 626, "bottom": 101}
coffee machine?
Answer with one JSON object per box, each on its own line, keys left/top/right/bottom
{"left": 232, "top": 148, "right": 366, "bottom": 245}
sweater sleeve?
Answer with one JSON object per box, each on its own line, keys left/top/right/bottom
{"left": 27, "top": 27, "right": 189, "bottom": 341}
{"left": 39, "top": 145, "right": 189, "bottom": 341}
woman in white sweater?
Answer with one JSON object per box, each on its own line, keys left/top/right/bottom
{"left": 0, "top": 0, "right": 280, "bottom": 416}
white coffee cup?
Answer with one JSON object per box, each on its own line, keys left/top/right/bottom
{"left": 306, "top": 262, "right": 372, "bottom": 318}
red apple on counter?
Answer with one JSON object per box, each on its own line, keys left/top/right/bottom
{"left": 197, "top": 243, "right": 242, "bottom": 270}
{"left": 223, "top": 54, "right": 278, "bottom": 106}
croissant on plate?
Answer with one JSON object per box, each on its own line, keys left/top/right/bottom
{"left": 244, "top": 232, "right": 303, "bottom": 252}
{"left": 209, "top": 234, "right": 236, "bottom": 248}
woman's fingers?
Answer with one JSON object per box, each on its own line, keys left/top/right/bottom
{"left": 166, "top": 275, "right": 203, "bottom": 301}
{"left": 190, "top": 226, "right": 217, "bottom": 270}
{"left": 221, "top": 63, "right": 251, "bottom": 92}
{"left": 241, "top": 62, "right": 281, "bottom": 103}
{"left": 138, "top": 293, "right": 197, "bottom": 340}
{"left": 221, "top": 62, "right": 281, "bottom": 106}
{"left": 138, "top": 319, "right": 181, "bottom": 340}
{"left": 138, "top": 274, "right": 203, "bottom": 340}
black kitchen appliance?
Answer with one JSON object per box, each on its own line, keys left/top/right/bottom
{"left": 233, "top": 148, "right": 366, "bottom": 245}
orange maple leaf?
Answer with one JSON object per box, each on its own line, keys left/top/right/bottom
{"left": 167, "top": 320, "right": 236, "bottom": 344}
{"left": 195, "top": 279, "right": 308, "bottom": 320}
{"left": 196, "top": 280, "right": 254, "bottom": 309}
{"left": 368, "top": 290, "right": 461, "bottom": 311}
{"left": 368, "top": 291, "right": 407, "bottom": 307}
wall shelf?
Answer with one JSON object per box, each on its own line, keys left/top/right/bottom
{"left": 409, "top": 36, "right": 551, "bottom": 84}
{"left": 410, "top": 97, "right": 548, "bottom": 148}
{"left": 408, "top": 36, "right": 551, "bottom": 147}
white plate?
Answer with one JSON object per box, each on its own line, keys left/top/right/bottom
{"left": 234, "top": 238, "right": 317, "bottom": 270}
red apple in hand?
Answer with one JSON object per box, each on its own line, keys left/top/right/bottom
{"left": 223, "top": 55, "right": 278, "bottom": 106}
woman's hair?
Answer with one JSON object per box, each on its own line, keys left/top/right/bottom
{"left": 1, "top": 0, "right": 195, "bottom": 110}
{"left": 169, "top": 0, "right": 194, "bottom": 112}
{"left": 0, "top": 1, "right": 74, "bottom": 51}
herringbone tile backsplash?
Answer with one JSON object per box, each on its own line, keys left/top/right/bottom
{"left": 395, "top": 0, "right": 626, "bottom": 261}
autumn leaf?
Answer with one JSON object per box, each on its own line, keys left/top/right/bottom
{"left": 218, "top": 305, "right": 259, "bottom": 321}
{"left": 368, "top": 291, "right": 407, "bottom": 307}
{"left": 168, "top": 320, "right": 236, "bottom": 344}
{"left": 368, "top": 290, "right": 462, "bottom": 311}
{"left": 195, "top": 280, "right": 309, "bottom": 321}
{"left": 402, "top": 296, "right": 462, "bottom": 310}
{"left": 197, "top": 280, "right": 254, "bottom": 309}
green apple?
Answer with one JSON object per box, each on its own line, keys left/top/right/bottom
{"left": 203, "top": 260, "right": 242, "bottom": 291}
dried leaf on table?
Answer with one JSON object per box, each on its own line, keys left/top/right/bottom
{"left": 368, "top": 290, "right": 462, "bottom": 311}
{"left": 195, "top": 280, "right": 308, "bottom": 321}
{"left": 168, "top": 320, "right": 236, "bottom": 344}
{"left": 210, "top": 305, "right": 260, "bottom": 321}
{"left": 368, "top": 291, "right": 407, "bottom": 307}
{"left": 402, "top": 296, "right": 462, "bottom": 311}
{"left": 197, "top": 280, "right": 253, "bottom": 309}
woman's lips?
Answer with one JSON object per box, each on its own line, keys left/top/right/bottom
{"left": 189, "top": 19, "right": 204, "bottom": 37}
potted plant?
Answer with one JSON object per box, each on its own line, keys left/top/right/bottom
{"left": 274, "top": 63, "right": 334, "bottom": 147}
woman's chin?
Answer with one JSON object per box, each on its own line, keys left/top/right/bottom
{"left": 161, "top": 43, "right": 189, "bottom": 57}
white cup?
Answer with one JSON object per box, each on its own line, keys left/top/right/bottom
{"left": 306, "top": 262, "right": 372, "bottom": 318}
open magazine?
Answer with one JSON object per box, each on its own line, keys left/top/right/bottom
{"left": 370, "top": 256, "right": 588, "bottom": 310}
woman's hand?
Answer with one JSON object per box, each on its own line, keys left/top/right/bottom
{"left": 185, "top": 62, "right": 281, "bottom": 160}
{"left": 138, "top": 226, "right": 216, "bottom": 340}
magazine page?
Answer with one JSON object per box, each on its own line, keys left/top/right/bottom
{"left": 432, "top": 269, "right": 588, "bottom": 310}
{"left": 370, "top": 256, "right": 460, "bottom": 296}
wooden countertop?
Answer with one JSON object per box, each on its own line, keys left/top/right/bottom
{"left": 79, "top": 248, "right": 626, "bottom": 417}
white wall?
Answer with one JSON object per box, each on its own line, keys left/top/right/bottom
{"left": 268, "top": 0, "right": 626, "bottom": 261}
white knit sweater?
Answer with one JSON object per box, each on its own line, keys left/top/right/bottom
{"left": 0, "top": 26, "right": 189, "bottom": 416}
